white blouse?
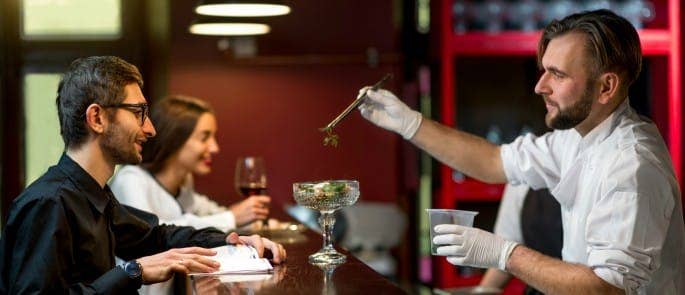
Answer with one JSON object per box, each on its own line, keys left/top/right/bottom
{"left": 500, "top": 99, "right": 684, "bottom": 294}
{"left": 110, "top": 165, "right": 236, "bottom": 232}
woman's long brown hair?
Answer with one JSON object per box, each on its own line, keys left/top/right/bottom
{"left": 141, "top": 95, "right": 213, "bottom": 173}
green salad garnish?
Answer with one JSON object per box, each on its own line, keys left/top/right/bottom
{"left": 321, "top": 182, "right": 346, "bottom": 194}
{"left": 298, "top": 181, "right": 348, "bottom": 197}
{"left": 320, "top": 127, "right": 339, "bottom": 148}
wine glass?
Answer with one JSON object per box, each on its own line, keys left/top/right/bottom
{"left": 235, "top": 156, "right": 268, "bottom": 226}
{"left": 293, "top": 180, "right": 360, "bottom": 264}
{"left": 542, "top": 0, "right": 578, "bottom": 25}
{"left": 509, "top": 0, "right": 541, "bottom": 32}
{"left": 618, "top": 0, "right": 655, "bottom": 29}
{"left": 473, "top": 0, "right": 507, "bottom": 33}
{"left": 452, "top": 0, "right": 472, "bottom": 34}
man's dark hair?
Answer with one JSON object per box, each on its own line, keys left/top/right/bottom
{"left": 56, "top": 56, "right": 143, "bottom": 148}
{"left": 141, "top": 95, "right": 213, "bottom": 173}
{"left": 538, "top": 9, "right": 642, "bottom": 92}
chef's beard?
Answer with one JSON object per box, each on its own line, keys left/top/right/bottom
{"left": 545, "top": 84, "right": 595, "bottom": 130}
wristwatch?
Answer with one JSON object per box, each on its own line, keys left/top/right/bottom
{"left": 121, "top": 260, "right": 143, "bottom": 283}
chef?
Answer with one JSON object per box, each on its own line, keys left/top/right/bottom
{"left": 358, "top": 9, "right": 684, "bottom": 294}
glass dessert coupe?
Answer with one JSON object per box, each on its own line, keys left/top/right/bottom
{"left": 292, "top": 180, "right": 359, "bottom": 264}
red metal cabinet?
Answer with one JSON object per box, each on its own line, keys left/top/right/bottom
{"left": 433, "top": 0, "right": 681, "bottom": 289}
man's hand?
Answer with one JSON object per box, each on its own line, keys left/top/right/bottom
{"left": 357, "top": 88, "right": 422, "bottom": 139}
{"left": 137, "top": 247, "right": 221, "bottom": 284}
{"left": 433, "top": 224, "right": 518, "bottom": 270}
{"left": 226, "top": 232, "right": 287, "bottom": 264}
{"left": 229, "top": 195, "right": 270, "bottom": 226}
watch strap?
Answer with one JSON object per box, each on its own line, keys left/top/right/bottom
{"left": 121, "top": 260, "right": 143, "bottom": 284}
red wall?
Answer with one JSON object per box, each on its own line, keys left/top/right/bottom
{"left": 166, "top": 1, "right": 403, "bottom": 208}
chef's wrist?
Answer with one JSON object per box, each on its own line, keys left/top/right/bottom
{"left": 499, "top": 241, "right": 519, "bottom": 271}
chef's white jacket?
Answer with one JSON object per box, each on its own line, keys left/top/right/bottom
{"left": 493, "top": 184, "right": 529, "bottom": 244}
{"left": 500, "top": 99, "right": 685, "bottom": 294}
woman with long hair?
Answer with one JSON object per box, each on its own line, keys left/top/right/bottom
{"left": 112, "top": 95, "right": 269, "bottom": 231}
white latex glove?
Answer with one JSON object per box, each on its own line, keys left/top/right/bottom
{"left": 471, "top": 286, "right": 503, "bottom": 294}
{"left": 357, "top": 87, "right": 423, "bottom": 139}
{"left": 433, "top": 224, "right": 518, "bottom": 270}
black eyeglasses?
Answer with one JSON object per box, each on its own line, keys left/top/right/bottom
{"left": 101, "top": 103, "right": 150, "bottom": 126}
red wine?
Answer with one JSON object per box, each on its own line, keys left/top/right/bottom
{"left": 239, "top": 186, "right": 267, "bottom": 196}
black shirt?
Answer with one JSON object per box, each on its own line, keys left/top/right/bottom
{"left": 0, "top": 154, "right": 228, "bottom": 294}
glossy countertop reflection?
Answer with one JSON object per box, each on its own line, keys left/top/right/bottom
{"left": 190, "top": 230, "right": 406, "bottom": 294}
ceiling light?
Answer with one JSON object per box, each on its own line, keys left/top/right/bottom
{"left": 189, "top": 17, "right": 270, "bottom": 36}
{"left": 195, "top": 0, "right": 291, "bottom": 17}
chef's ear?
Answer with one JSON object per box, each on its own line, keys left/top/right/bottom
{"left": 596, "top": 72, "right": 619, "bottom": 105}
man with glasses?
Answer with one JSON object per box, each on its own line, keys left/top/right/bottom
{"left": 0, "top": 56, "right": 287, "bottom": 294}
{"left": 101, "top": 103, "right": 150, "bottom": 126}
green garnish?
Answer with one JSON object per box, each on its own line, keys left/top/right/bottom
{"left": 297, "top": 181, "right": 348, "bottom": 197}
{"left": 320, "top": 127, "right": 339, "bottom": 148}
{"left": 321, "top": 182, "right": 347, "bottom": 194}
{"left": 300, "top": 184, "right": 316, "bottom": 193}
{"left": 319, "top": 74, "right": 392, "bottom": 148}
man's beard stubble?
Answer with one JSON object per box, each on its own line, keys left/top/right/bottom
{"left": 545, "top": 83, "right": 595, "bottom": 130}
{"left": 100, "top": 122, "right": 142, "bottom": 165}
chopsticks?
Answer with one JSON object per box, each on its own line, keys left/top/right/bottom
{"left": 320, "top": 73, "right": 393, "bottom": 131}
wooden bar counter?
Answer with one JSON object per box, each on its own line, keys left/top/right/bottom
{"left": 190, "top": 229, "right": 407, "bottom": 294}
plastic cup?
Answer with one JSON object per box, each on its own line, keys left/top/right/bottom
{"left": 426, "top": 209, "right": 479, "bottom": 255}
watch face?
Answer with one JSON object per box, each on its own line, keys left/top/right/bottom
{"left": 124, "top": 261, "right": 142, "bottom": 278}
